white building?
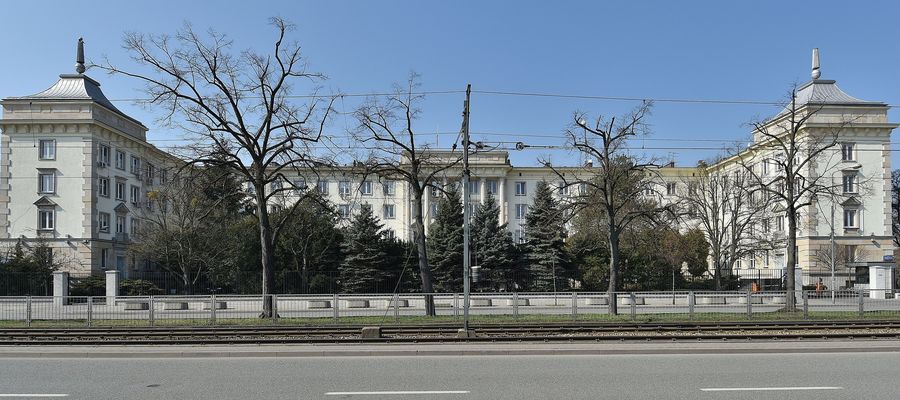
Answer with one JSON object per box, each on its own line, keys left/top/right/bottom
{"left": 0, "top": 39, "right": 176, "bottom": 276}
{"left": 1, "top": 41, "right": 895, "bottom": 289}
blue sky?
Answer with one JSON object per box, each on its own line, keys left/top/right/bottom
{"left": 2, "top": 0, "right": 899, "bottom": 167}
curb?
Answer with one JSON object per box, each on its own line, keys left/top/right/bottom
{"left": 3, "top": 342, "right": 900, "bottom": 358}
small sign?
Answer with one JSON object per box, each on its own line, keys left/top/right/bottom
{"left": 884, "top": 255, "right": 894, "bottom": 262}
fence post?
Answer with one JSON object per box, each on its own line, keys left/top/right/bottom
{"left": 86, "top": 297, "right": 93, "bottom": 327}
{"left": 25, "top": 296, "right": 32, "bottom": 327}
{"left": 630, "top": 292, "right": 637, "bottom": 322}
{"left": 454, "top": 293, "right": 460, "bottom": 318}
{"left": 210, "top": 294, "right": 217, "bottom": 325}
{"left": 746, "top": 290, "right": 752, "bottom": 320}
{"left": 148, "top": 296, "right": 155, "bottom": 327}
{"left": 272, "top": 294, "right": 278, "bottom": 324}
{"left": 858, "top": 290, "right": 865, "bottom": 318}
{"left": 513, "top": 292, "right": 519, "bottom": 319}
{"left": 688, "top": 292, "right": 695, "bottom": 321}
{"left": 802, "top": 290, "right": 809, "bottom": 319}
{"left": 393, "top": 294, "right": 400, "bottom": 322}
{"left": 571, "top": 292, "right": 578, "bottom": 321}
{"left": 333, "top": 293, "right": 339, "bottom": 321}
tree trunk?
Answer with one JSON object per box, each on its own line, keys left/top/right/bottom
{"left": 785, "top": 208, "right": 797, "bottom": 311}
{"left": 607, "top": 226, "right": 620, "bottom": 316}
{"left": 412, "top": 190, "right": 436, "bottom": 316}
{"left": 256, "top": 191, "right": 276, "bottom": 318}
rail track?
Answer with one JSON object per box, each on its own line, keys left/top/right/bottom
{"left": 2, "top": 320, "right": 900, "bottom": 345}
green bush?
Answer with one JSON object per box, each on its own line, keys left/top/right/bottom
{"left": 69, "top": 275, "right": 105, "bottom": 296}
{"left": 120, "top": 279, "right": 162, "bottom": 296}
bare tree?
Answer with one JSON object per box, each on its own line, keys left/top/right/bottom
{"left": 736, "top": 89, "right": 852, "bottom": 310}
{"left": 131, "top": 167, "right": 243, "bottom": 293}
{"left": 353, "top": 74, "right": 462, "bottom": 316}
{"left": 552, "top": 102, "right": 673, "bottom": 315}
{"left": 100, "top": 18, "right": 334, "bottom": 317}
{"left": 677, "top": 164, "right": 777, "bottom": 289}
{"left": 813, "top": 244, "right": 869, "bottom": 289}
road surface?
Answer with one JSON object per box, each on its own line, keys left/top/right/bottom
{"left": 1, "top": 348, "right": 898, "bottom": 399}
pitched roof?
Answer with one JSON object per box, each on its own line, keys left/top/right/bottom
{"left": 10, "top": 73, "right": 145, "bottom": 127}
{"left": 792, "top": 79, "right": 883, "bottom": 107}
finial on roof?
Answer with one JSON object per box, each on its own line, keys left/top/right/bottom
{"left": 75, "top": 38, "right": 85, "bottom": 74}
{"left": 811, "top": 48, "right": 820, "bottom": 80}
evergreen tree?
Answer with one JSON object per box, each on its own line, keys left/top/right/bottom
{"left": 427, "top": 184, "right": 464, "bottom": 292}
{"left": 522, "top": 181, "right": 571, "bottom": 291}
{"left": 471, "top": 194, "right": 516, "bottom": 290}
{"left": 340, "top": 205, "right": 388, "bottom": 293}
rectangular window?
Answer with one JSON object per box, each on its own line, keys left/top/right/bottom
{"left": 116, "top": 215, "right": 126, "bottom": 233}
{"left": 762, "top": 218, "right": 770, "bottom": 233}
{"left": 293, "top": 178, "right": 307, "bottom": 194}
{"left": 841, "top": 143, "right": 855, "bottom": 161}
{"left": 468, "top": 180, "right": 480, "bottom": 195}
{"left": 515, "top": 204, "right": 528, "bottom": 219}
{"left": 100, "top": 248, "right": 109, "bottom": 269}
{"left": 38, "top": 209, "right": 54, "bottom": 230}
{"left": 146, "top": 163, "right": 154, "bottom": 183}
{"left": 317, "top": 180, "right": 329, "bottom": 195}
{"left": 383, "top": 204, "right": 396, "bottom": 219}
{"left": 360, "top": 181, "right": 373, "bottom": 196}
{"left": 130, "top": 156, "right": 141, "bottom": 175}
{"left": 383, "top": 180, "right": 396, "bottom": 196}
{"left": 98, "top": 177, "right": 109, "bottom": 197}
{"left": 338, "top": 204, "right": 350, "bottom": 219}
{"left": 98, "top": 212, "right": 110, "bottom": 232}
{"left": 98, "top": 144, "right": 110, "bottom": 165}
{"left": 515, "top": 181, "right": 526, "bottom": 196}
{"left": 38, "top": 171, "right": 55, "bottom": 194}
{"left": 842, "top": 173, "right": 857, "bottom": 194}
{"left": 843, "top": 209, "right": 858, "bottom": 229}
{"left": 514, "top": 228, "right": 525, "bottom": 244}
{"left": 115, "top": 151, "right": 126, "bottom": 170}
{"left": 430, "top": 202, "right": 438, "bottom": 218}
{"left": 486, "top": 180, "right": 498, "bottom": 196}
{"left": 558, "top": 182, "right": 569, "bottom": 196}
{"left": 130, "top": 185, "right": 141, "bottom": 206}
{"left": 160, "top": 169, "right": 168, "bottom": 185}
{"left": 130, "top": 218, "right": 140, "bottom": 235}
{"left": 762, "top": 159, "right": 770, "bottom": 175}
{"left": 271, "top": 179, "right": 283, "bottom": 191}
{"left": 844, "top": 245, "right": 857, "bottom": 263}
{"left": 339, "top": 181, "right": 351, "bottom": 196}
{"left": 384, "top": 229, "right": 396, "bottom": 240}
{"left": 776, "top": 215, "right": 785, "bottom": 231}
{"left": 115, "top": 181, "right": 126, "bottom": 201}
{"left": 38, "top": 139, "right": 56, "bottom": 160}
{"left": 666, "top": 182, "right": 676, "bottom": 196}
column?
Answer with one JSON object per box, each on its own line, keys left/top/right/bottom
{"left": 423, "top": 183, "right": 431, "bottom": 236}
{"left": 52, "top": 271, "right": 69, "bottom": 306}
{"left": 499, "top": 179, "right": 507, "bottom": 225}
{"left": 105, "top": 270, "right": 119, "bottom": 304}
{"left": 480, "top": 178, "right": 486, "bottom": 204}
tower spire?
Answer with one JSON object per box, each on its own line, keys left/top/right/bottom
{"left": 75, "top": 38, "right": 85, "bottom": 74}
{"left": 811, "top": 48, "right": 820, "bottom": 80}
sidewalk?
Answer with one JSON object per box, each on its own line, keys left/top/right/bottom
{"left": 2, "top": 339, "right": 900, "bottom": 358}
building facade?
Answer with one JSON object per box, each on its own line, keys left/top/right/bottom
{"left": 1, "top": 42, "right": 895, "bottom": 289}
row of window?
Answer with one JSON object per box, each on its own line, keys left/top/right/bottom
{"left": 36, "top": 207, "right": 143, "bottom": 234}
{"left": 336, "top": 204, "right": 397, "bottom": 220}
{"left": 97, "top": 176, "right": 150, "bottom": 208}
{"left": 38, "top": 140, "right": 166, "bottom": 183}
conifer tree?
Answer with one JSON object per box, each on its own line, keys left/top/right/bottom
{"left": 340, "top": 205, "right": 388, "bottom": 293}
{"left": 471, "top": 194, "right": 516, "bottom": 290}
{"left": 522, "top": 181, "right": 570, "bottom": 291}
{"left": 427, "top": 184, "right": 464, "bottom": 292}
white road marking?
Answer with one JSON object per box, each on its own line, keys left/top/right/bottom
{"left": 325, "top": 391, "right": 469, "bottom": 396}
{"left": 0, "top": 395, "right": 69, "bottom": 398}
{"left": 701, "top": 386, "right": 843, "bottom": 392}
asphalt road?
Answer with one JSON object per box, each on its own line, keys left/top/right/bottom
{"left": 1, "top": 351, "right": 899, "bottom": 399}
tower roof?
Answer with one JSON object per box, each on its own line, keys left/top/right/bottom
{"left": 791, "top": 48, "right": 883, "bottom": 108}
{"left": 5, "top": 38, "right": 145, "bottom": 128}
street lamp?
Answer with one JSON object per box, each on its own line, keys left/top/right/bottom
{"left": 830, "top": 164, "right": 861, "bottom": 303}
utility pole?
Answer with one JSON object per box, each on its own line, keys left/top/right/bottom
{"left": 462, "top": 84, "right": 472, "bottom": 334}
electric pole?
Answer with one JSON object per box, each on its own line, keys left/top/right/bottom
{"left": 462, "top": 84, "right": 472, "bottom": 333}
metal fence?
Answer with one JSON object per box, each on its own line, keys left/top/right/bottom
{"left": 0, "top": 272, "right": 51, "bottom": 296}
{"left": 2, "top": 289, "right": 899, "bottom": 327}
